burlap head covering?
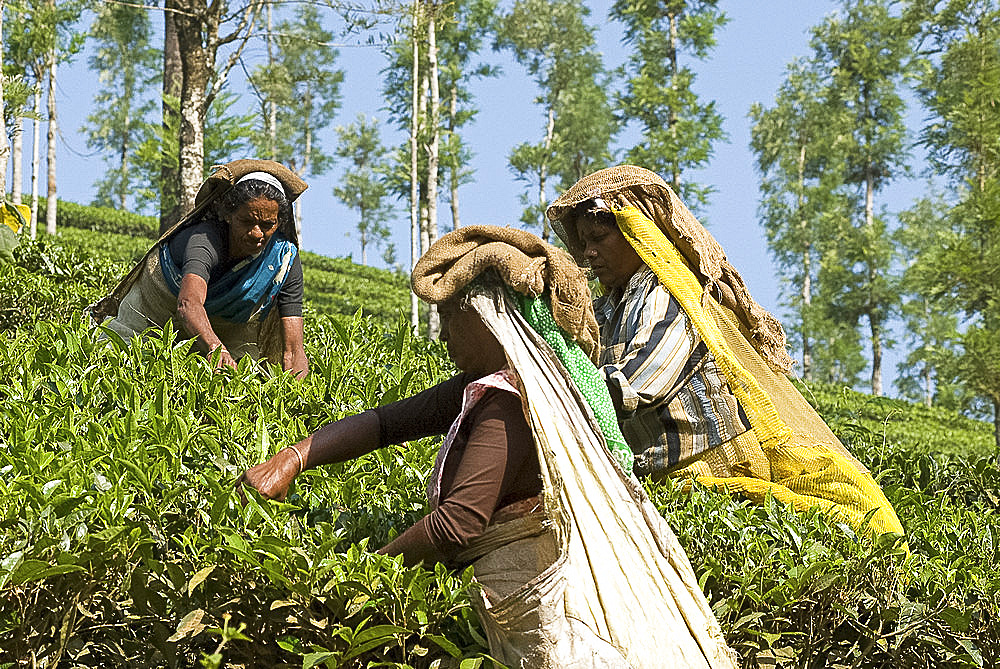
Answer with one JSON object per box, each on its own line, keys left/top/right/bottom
{"left": 546, "top": 165, "right": 793, "bottom": 373}
{"left": 412, "top": 225, "right": 600, "bottom": 363}
{"left": 88, "top": 159, "right": 308, "bottom": 324}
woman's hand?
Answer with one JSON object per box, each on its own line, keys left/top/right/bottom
{"left": 238, "top": 446, "right": 302, "bottom": 501}
{"left": 211, "top": 344, "right": 238, "bottom": 370}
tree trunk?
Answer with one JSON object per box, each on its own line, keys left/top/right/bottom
{"left": 360, "top": 202, "right": 368, "bottom": 265}
{"left": 418, "top": 72, "right": 429, "bottom": 256}
{"left": 870, "top": 314, "right": 882, "bottom": 396}
{"left": 668, "top": 11, "right": 680, "bottom": 192}
{"left": 266, "top": 0, "right": 276, "bottom": 160}
{"left": 174, "top": 8, "right": 213, "bottom": 217}
{"left": 297, "top": 96, "right": 312, "bottom": 245}
{"left": 426, "top": 2, "right": 440, "bottom": 339}
{"left": 30, "top": 87, "right": 41, "bottom": 238}
{"left": 797, "top": 142, "right": 811, "bottom": 380}
{"left": 864, "top": 165, "right": 881, "bottom": 395}
{"left": 160, "top": 4, "right": 182, "bottom": 234}
{"left": 449, "top": 85, "right": 459, "bottom": 231}
{"left": 119, "top": 106, "right": 130, "bottom": 210}
{"left": 923, "top": 297, "right": 932, "bottom": 407}
{"left": 539, "top": 104, "right": 554, "bottom": 242}
{"left": 45, "top": 55, "right": 57, "bottom": 236}
{"left": 11, "top": 120, "right": 22, "bottom": 204}
{"left": 409, "top": 0, "right": 421, "bottom": 332}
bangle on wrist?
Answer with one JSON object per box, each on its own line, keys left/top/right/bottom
{"left": 285, "top": 446, "right": 305, "bottom": 475}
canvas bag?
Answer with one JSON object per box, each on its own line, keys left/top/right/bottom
{"left": 467, "top": 291, "right": 738, "bottom": 669}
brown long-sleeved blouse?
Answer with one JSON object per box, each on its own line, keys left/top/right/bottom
{"left": 373, "top": 373, "right": 541, "bottom": 566}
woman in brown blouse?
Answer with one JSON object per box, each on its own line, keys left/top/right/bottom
{"left": 238, "top": 292, "right": 541, "bottom": 567}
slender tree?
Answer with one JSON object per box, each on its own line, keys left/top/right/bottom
{"left": 333, "top": 114, "right": 395, "bottom": 266}
{"left": 1, "top": 0, "right": 38, "bottom": 205}
{"left": 911, "top": 0, "right": 1000, "bottom": 446}
{"left": 610, "top": 0, "right": 728, "bottom": 211}
{"left": 382, "top": 0, "right": 496, "bottom": 328}
{"left": 83, "top": 2, "right": 158, "bottom": 210}
{"left": 810, "top": 0, "right": 911, "bottom": 396}
{"left": 495, "top": 0, "right": 615, "bottom": 241}
{"left": 249, "top": 4, "right": 344, "bottom": 242}
{"left": 409, "top": 0, "right": 421, "bottom": 329}
{"left": 751, "top": 59, "right": 850, "bottom": 381}
{"left": 894, "top": 193, "right": 964, "bottom": 408}
{"left": 437, "top": 0, "right": 498, "bottom": 229}
{"left": 4, "top": 0, "right": 77, "bottom": 236}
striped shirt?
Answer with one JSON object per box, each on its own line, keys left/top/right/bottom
{"left": 595, "top": 267, "right": 752, "bottom": 479}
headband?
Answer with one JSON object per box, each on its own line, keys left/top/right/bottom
{"left": 236, "top": 171, "right": 285, "bottom": 196}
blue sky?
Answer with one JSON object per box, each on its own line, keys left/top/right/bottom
{"left": 23, "top": 0, "right": 927, "bottom": 388}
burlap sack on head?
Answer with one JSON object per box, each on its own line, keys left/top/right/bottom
{"left": 547, "top": 164, "right": 794, "bottom": 373}
{"left": 88, "top": 159, "right": 307, "bottom": 328}
{"left": 411, "top": 225, "right": 601, "bottom": 363}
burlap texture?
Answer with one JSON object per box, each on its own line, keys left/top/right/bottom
{"left": 411, "top": 225, "right": 600, "bottom": 363}
{"left": 547, "top": 164, "right": 794, "bottom": 373}
{"left": 88, "top": 159, "right": 307, "bottom": 325}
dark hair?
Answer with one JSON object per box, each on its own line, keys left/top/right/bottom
{"left": 213, "top": 178, "right": 293, "bottom": 233}
{"left": 570, "top": 200, "right": 617, "bottom": 228}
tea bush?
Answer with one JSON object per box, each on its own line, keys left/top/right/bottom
{"left": 2, "top": 223, "right": 998, "bottom": 667}
{"left": 34, "top": 195, "right": 160, "bottom": 238}
{"left": 0, "top": 314, "right": 496, "bottom": 667}
{"left": 0, "top": 224, "right": 412, "bottom": 333}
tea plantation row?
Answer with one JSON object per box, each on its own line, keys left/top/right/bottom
{"left": 1, "top": 225, "right": 998, "bottom": 667}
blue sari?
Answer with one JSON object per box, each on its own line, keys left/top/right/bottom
{"left": 159, "top": 231, "right": 298, "bottom": 323}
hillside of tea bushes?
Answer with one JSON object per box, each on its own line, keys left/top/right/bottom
{"left": 1, "top": 217, "right": 998, "bottom": 667}
{"left": 2, "top": 199, "right": 413, "bottom": 330}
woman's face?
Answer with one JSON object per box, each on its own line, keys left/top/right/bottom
{"left": 577, "top": 215, "right": 645, "bottom": 290}
{"left": 439, "top": 299, "right": 507, "bottom": 377}
{"left": 225, "top": 197, "right": 280, "bottom": 259}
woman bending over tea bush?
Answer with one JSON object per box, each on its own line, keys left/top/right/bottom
{"left": 88, "top": 160, "right": 310, "bottom": 377}
{"left": 240, "top": 226, "right": 738, "bottom": 668}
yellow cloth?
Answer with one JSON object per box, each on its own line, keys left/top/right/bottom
{"left": 614, "top": 206, "right": 905, "bottom": 538}
{"left": 2, "top": 203, "right": 29, "bottom": 233}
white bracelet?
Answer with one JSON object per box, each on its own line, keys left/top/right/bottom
{"left": 285, "top": 446, "right": 304, "bottom": 475}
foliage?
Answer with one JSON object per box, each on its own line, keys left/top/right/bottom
{"left": 0, "top": 315, "right": 495, "bottom": 667}
{"left": 806, "top": 0, "right": 911, "bottom": 397}
{"left": 249, "top": 3, "right": 344, "bottom": 178}
{"left": 39, "top": 196, "right": 160, "bottom": 238}
{"left": 750, "top": 58, "right": 852, "bottom": 382}
{"left": 0, "top": 73, "right": 38, "bottom": 138}
{"left": 82, "top": 0, "right": 159, "bottom": 211}
{"left": 2, "top": 226, "right": 1000, "bottom": 666}
{"left": 893, "top": 192, "right": 969, "bottom": 411}
{"left": 609, "top": 0, "right": 728, "bottom": 212}
{"left": 910, "top": 0, "right": 1000, "bottom": 446}
{"left": 795, "top": 380, "right": 994, "bottom": 459}
{"left": 333, "top": 114, "right": 396, "bottom": 266}
{"left": 0, "top": 232, "right": 134, "bottom": 329}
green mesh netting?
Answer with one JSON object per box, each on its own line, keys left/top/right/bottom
{"left": 509, "top": 289, "right": 633, "bottom": 472}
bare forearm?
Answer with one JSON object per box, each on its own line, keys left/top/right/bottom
{"left": 281, "top": 316, "right": 309, "bottom": 378}
{"left": 177, "top": 298, "right": 222, "bottom": 353}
